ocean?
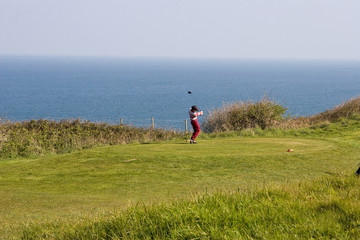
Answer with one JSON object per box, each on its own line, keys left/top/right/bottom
{"left": 1, "top": 56, "right": 360, "bottom": 130}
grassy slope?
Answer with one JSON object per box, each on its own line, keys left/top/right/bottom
{"left": 1, "top": 118, "right": 360, "bottom": 239}
{"left": 23, "top": 176, "right": 360, "bottom": 239}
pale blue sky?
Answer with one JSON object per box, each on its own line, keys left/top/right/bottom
{"left": 1, "top": 0, "right": 359, "bottom": 59}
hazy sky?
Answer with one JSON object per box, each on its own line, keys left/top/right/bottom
{"left": 1, "top": 0, "right": 360, "bottom": 59}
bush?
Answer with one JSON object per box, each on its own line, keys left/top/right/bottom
{"left": 0, "top": 119, "right": 182, "bottom": 159}
{"left": 202, "top": 96, "right": 287, "bottom": 133}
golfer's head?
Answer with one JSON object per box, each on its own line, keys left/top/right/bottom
{"left": 191, "top": 105, "right": 199, "bottom": 112}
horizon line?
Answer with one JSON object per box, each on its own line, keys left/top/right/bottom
{"left": 1, "top": 53, "right": 360, "bottom": 62}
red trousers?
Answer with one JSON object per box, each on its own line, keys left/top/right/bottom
{"left": 191, "top": 120, "right": 200, "bottom": 140}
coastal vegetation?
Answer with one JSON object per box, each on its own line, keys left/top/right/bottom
{"left": 202, "top": 95, "right": 360, "bottom": 133}
{"left": 201, "top": 96, "right": 288, "bottom": 133}
{"left": 1, "top": 96, "right": 360, "bottom": 159}
{"left": 1, "top": 96, "right": 360, "bottom": 239}
{"left": 0, "top": 119, "right": 181, "bottom": 159}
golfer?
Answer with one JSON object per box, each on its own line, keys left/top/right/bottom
{"left": 189, "top": 105, "right": 203, "bottom": 144}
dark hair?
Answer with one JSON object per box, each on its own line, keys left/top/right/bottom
{"left": 191, "top": 105, "right": 199, "bottom": 111}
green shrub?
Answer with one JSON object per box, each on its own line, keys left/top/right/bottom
{"left": 202, "top": 96, "right": 287, "bottom": 133}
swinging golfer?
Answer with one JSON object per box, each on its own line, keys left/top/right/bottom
{"left": 189, "top": 105, "right": 203, "bottom": 144}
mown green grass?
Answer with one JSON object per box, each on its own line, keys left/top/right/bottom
{"left": 1, "top": 117, "right": 360, "bottom": 239}
{"left": 23, "top": 176, "right": 360, "bottom": 239}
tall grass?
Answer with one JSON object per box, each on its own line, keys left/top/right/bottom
{"left": 22, "top": 175, "right": 360, "bottom": 239}
{"left": 313, "top": 96, "right": 360, "bottom": 121}
{"left": 279, "top": 96, "right": 360, "bottom": 129}
{"left": 202, "top": 96, "right": 360, "bottom": 132}
{"left": 0, "top": 119, "right": 182, "bottom": 158}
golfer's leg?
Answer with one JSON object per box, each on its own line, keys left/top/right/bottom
{"left": 192, "top": 121, "right": 200, "bottom": 140}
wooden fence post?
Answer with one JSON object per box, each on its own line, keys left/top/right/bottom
{"left": 120, "top": 118, "right": 123, "bottom": 126}
{"left": 185, "top": 119, "right": 188, "bottom": 133}
{"left": 151, "top": 117, "right": 155, "bottom": 130}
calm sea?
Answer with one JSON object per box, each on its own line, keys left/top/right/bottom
{"left": 1, "top": 56, "right": 360, "bottom": 130}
